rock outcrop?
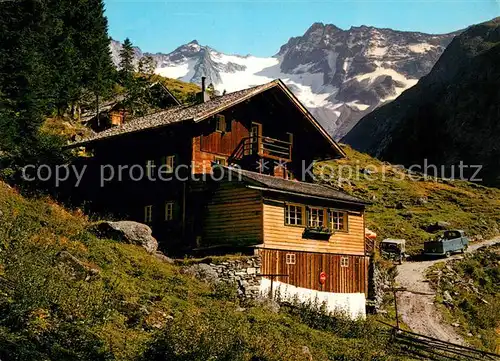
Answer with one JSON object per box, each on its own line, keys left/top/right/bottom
{"left": 91, "top": 221, "right": 158, "bottom": 254}
{"left": 344, "top": 17, "right": 500, "bottom": 187}
{"left": 110, "top": 23, "right": 457, "bottom": 139}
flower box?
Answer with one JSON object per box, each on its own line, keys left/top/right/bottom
{"left": 303, "top": 226, "right": 332, "bottom": 240}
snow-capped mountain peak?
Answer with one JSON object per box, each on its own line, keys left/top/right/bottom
{"left": 110, "top": 23, "right": 458, "bottom": 139}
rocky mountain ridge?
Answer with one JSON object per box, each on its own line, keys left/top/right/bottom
{"left": 110, "top": 23, "right": 458, "bottom": 139}
{"left": 343, "top": 17, "right": 500, "bottom": 186}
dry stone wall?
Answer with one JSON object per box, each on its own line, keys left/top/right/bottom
{"left": 182, "top": 255, "right": 262, "bottom": 299}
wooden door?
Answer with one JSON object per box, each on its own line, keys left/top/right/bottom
{"left": 250, "top": 122, "right": 262, "bottom": 155}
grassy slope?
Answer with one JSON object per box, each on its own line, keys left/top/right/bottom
{"left": 318, "top": 145, "right": 500, "bottom": 253}
{"left": 0, "top": 182, "right": 415, "bottom": 361}
{"left": 150, "top": 74, "right": 200, "bottom": 104}
{"left": 427, "top": 245, "right": 500, "bottom": 352}
{"left": 1, "top": 145, "right": 499, "bottom": 359}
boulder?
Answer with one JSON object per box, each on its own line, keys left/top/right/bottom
{"left": 92, "top": 221, "right": 158, "bottom": 253}
{"left": 437, "top": 221, "right": 451, "bottom": 229}
{"left": 395, "top": 202, "right": 407, "bottom": 210}
{"left": 422, "top": 221, "right": 451, "bottom": 233}
{"left": 443, "top": 290, "right": 453, "bottom": 303}
{"left": 400, "top": 211, "right": 413, "bottom": 219}
{"left": 181, "top": 263, "right": 219, "bottom": 284}
{"left": 416, "top": 197, "right": 428, "bottom": 205}
{"left": 57, "top": 251, "right": 100, "bottom": 280}
{"left": 302, "top": 346, "right": 313, "bottom": 361}
{"left": 154, "top": 251, "right": 175, "bottom": 264}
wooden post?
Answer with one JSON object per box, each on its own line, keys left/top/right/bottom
{"left": 393, "top": 287, "right": 400, "bottom": 331}
{"left": 257, "top": 273, "right": 289, "bottom": 301}
{"left": 182, "top": 182, "right": 186, "bottom": 238}
{"left": 96, "top": 92, "right": 100, "bottom": 129}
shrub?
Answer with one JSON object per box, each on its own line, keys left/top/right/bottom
{"left": 141, "top": 308, "right": 247, "bottom": 361}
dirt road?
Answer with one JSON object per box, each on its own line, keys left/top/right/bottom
{"left": 394, "top": 237, "right": 500, "bottom": 345}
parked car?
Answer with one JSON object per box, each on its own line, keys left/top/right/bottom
{"left": 422, "top": 230, "right": 469, "bottom": 258}
{"left": 380, "top": 238, "right": 407, "bottom": 264}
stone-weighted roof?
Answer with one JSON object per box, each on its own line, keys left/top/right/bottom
{"left": 70, "top": 81, "right": 278, "bottom": 147}
{"left": 69, "top": 79, "right": 345, "bottom": 157}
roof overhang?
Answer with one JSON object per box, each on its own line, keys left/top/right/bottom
{"left": 67, "top": 79, "right": 345, "bottom": 157}
{"left": 246, "top": 185, "right": 368, "bottom": 206}
{"left": 193, "top": 79, "right": 346, "bottom": 158}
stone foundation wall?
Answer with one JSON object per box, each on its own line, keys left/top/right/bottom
{"left": 184, "top": 254, "right": 371, "bottom": 319}
{"left": 211, "top": 256, "right": 262, "bottom": 298}
{"left": 367, "top": 257, "right": 392, "bottom": 313}
{"left": 182, "top": 255, "right": 262, "bottom": 299}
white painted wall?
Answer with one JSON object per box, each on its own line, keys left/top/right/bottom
{"left": 260, "top": 278, "right": 366, "bottom": 319}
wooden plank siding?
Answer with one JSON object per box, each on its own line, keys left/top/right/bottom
{"left": 199, "top": 119, "right": 249, "bottom": 156}
{"left": 192, "top": 118, "right": 250, "bottom": 175}
{"left": 259, "top": 248, "right": 369, "bottom": 294}
{"left": 201, "top": 183, "right": 263, "bottom": 246}
{"left": 262, "top": 200, "right": 365, "bottom": 255}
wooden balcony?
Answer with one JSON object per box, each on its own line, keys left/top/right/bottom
{"left": 229, "top": 135, "right": 292, "bottom": 163}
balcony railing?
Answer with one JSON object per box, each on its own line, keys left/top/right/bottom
{"left": 229, "top": 135, "right": 292, "bottom": 163}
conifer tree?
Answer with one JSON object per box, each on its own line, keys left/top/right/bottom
{"left": 141, "top": 55, "right": 157, "bottom": 76}
{"left": 0, "top": 0, "right": 115, "bottom": 172}
{"left": 119, "top": 38, "right": 135, "bottom": 84}
{"left": 0, "top": 0, "right": 52, "bottom": 153}
{"left": 78, "top": 0, "right": 115, "bottom": 119}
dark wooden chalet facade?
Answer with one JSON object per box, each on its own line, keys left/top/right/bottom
{"left": 71, "top": 79, "right": 370, "bottom": 302}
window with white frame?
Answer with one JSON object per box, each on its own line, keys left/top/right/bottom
{"left": 286, "top": 253, "right": 296, "bottom": 265}
{"left": 340, "top": 256, "right": 349, "bottom": 268}
{"left": 162, "top": 155, "right": 175, "bottom": 173}
{"left": 285, "top": 204, "right": 304, "bottom": 226}
{"left": 165, "top": 201, "right": 174, "bottom": 221}
{"left": 146, "top": 160, "right": 155, "bottom": 178}
{"left": 213, "top": 156, "right": 227, "bottom": 166}
{"left": 144, "top": 205, "right": 153, "bottom": 223}
{"left": 329, "top": 210, "right": 347, "bottom": 231}
{"left": 215, "top": 114, "right": 226, "bottom": 132}
{"left": 308, "top": 207, "right": 325, "bottom": 227}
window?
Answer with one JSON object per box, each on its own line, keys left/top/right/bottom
{"left": 162, "top": 155, "right": 175, "bottom": 173}
{"left": 144, "top": 205, "right": 153, "bottom": 223}
{"left": 215, "top": 114, "right": 226, "bottom": 132}
{"left": 285, "top": 204, "right": 305, "bottom": 226}
{"left": 329, "top": 210, "right": 348, "bottom": 231}
{"left": 165, "top": 201, "right": 174, "bottom": 221}
{"left": 213, "top": 156, "right": 227, "bottom": 166}
{"left": 146, "top": 160, "right": 155, "bottom": 178}
{"left": 286, "top": 253, "right": 296, "bottom": 265}
{"left": 341, "top": 256, "right": 349, "bottom": 268}
{"left": 308, "top": 207, "right": 325, "bottom": 227}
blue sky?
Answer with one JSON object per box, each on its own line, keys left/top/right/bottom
{"left": 104, "top": 0, "right": 500, "bottom": 56}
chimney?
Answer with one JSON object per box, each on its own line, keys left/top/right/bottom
{"left": 197, "top": 76, "right": 210, "bottom": 103}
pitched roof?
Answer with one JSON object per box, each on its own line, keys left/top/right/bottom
{"left": 79, "top": 83, "right": 181, "bottom": 125}
{"left": 80, "top": 94, "right": 126, "bottom": 123}
{"left": 223, "top": 167, "right": 368, "bottom": 205}
{"left": 150, "top": 81, "right": 181, "bottom": 106}
{"left": 69, "top": 81, "right": 276, "bottom": 147}
{"left": 69, "top": 79, "right": 344, "bottom": 157}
